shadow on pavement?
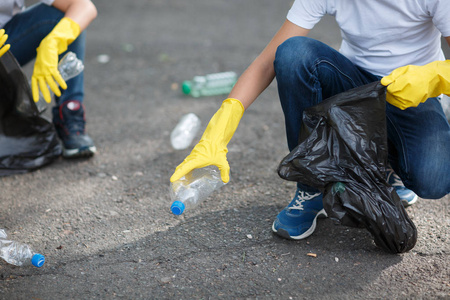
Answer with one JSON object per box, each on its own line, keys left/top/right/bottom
{"left": 0, "top": 204, "right": 403, "bottom": 299}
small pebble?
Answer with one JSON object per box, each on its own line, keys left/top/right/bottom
{"left": 160, "top": 277, "right": 171, "bottom": 284}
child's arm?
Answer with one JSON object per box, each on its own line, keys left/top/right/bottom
{"left": 229, "top": 20, "right": 310, "bottom": 109}
{"left": 52, "top": 0, "right": 97, "bottom": 31}
{"left": 171, "top": 20, "right": 310, "bottom": 183}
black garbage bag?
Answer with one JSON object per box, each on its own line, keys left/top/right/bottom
{"left": 0, "top": 51, "right": 61, "bottom": 176}
{"left": 277, "top": 81, "right": 417, "bottom": 253}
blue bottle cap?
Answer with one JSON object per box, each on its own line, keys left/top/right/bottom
{"left": 31, "top": 253, "right": 45, "bottom": 268}
{"left": 171, "top": 201, "right": 185, "bottom": 215}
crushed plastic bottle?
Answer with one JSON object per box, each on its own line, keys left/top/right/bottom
{"left": 182, "top": 71, "right": 237, "bottom": 98}
{"left": 170, "top": 166, "right": 227, "bottom": 215}
{"left": 36, "top": 51, "right": 84, "bottom": 105}
{"left": 0, "top": 229, "right": 45, "bottom": 267}
{"left": 170, "top": 113, "right": 202, "bottom": 150}
{"left": 58, "top": 51, "right": 84, "bottom": 81}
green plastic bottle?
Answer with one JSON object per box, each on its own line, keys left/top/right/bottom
{"left": 182, "top": 71, "right": 237, "bottom": 98}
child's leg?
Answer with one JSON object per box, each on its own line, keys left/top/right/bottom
{"left": 274, "top": 36, "right": 379, "bottom": 152}
{"left": 386, "top": 99, "right": 450, "bottom": 199}
{"left": 4, "top": 3, "right": 95, "bottom": 158}
{"left": 272, "top": 36, "right": 381, "bottom": 240}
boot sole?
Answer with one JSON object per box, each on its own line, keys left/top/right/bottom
{"left": 63, "top": 146, "right": 97, "bottom": 158}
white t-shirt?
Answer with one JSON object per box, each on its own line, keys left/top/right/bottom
{"left": 0, "top": 0, "right": 55, "bottom": 28}
{"left": 287, "top": 0, "right": 450, "bottom": 76}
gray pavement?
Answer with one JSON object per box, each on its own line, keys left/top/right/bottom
{"left": 0, "top": 0, "right": 449, "bottom": 299}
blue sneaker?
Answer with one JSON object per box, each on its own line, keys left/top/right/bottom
{"left": 387, "top": 168, "right": 418, "bottom": 207}
{"left": 52, "top": 100, "right": 97, "bottom": 158}
{"left": 272, "top": 189, "right": 327, "bottom": 240}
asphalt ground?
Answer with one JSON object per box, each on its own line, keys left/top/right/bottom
{"left": 0, "top": 0, "right": 449, "bottom": 299}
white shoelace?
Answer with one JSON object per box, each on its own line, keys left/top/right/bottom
{"left": 289, "top": 191, "right": 322, "bottom": 211}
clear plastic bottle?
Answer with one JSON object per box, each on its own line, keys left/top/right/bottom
{"left": 181, "top": 71, "right": 237, "bottom": 98}
{"left": 58, "top": 51, "right": 84, "bottom": 81}
{"left": 170, "top": 166, "right": 227, "bottom": 215}
{"left": 0, "top": 229, "right": 45, "bottom": 268}
{"left": 170, "top": 113, "right": 202, "bottom": 150}
{"left": 36, "top": 51, "right": 84, "bottom": 104}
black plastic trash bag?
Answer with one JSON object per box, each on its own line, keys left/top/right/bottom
{"left": 278, "top": 81, "right": 417, "bottom": 253}
{"left": 0, "top": 51, "right": 61, "bottom": 176}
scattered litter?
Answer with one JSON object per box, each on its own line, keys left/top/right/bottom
{"left": 335, "top": 257, "right": 339, "bottom": 262}
{"left": 307, "top": 253, "right": 317, "bottom": 258}
{"left": 246, "top": 234, "right": 253, "bottom": 239}
{"left": 121, "top": 43, "right": 134, "bottom": 53}
{"left": 97, "top": 54, "right": 110, "bottom": 64}
{"left": 170, "top": 113, "right": 201, "bottom": 150}
{"left": 111, "top": 176, "right": 118, "bottom": 181}
{"left": 181, "top": 71, "right": 237, "bottom": 98}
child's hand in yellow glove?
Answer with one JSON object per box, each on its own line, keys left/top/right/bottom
{"left": 32, "top": 17, "right": 80, "bottom": 103}
{"left": 381, "top": 60, "right": 450, "bottom": 110}
{"left": 170, "top": 98, "right": 245, "bottom": 183}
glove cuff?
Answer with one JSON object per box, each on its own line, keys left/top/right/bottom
{"left": 49, "top": 17, "right": 81, "bottom": 54}
{"left": 224, "top": 98, "right": 245, "bottom": 116}
{"left": 200, "top": 97, "right": 244, "bottom": 145}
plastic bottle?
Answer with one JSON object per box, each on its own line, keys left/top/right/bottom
{"left": 36, "top": 51, "right": 84, "bottom": 104}
{"left": 170, "top": 166, "right": 227, "bottom": 215}
{"left": 182, "top": 71, "right": 237, "bottom": 98}
{"left": 170, "top": 113, "right": 202, "bottom": 150}
{"left": 0, "top": 229, "right": 45, "bottom": 267}
{"left": 58, "top": 51, "right": 84, "bottom": 81}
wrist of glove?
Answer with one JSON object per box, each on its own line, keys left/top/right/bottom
{"left": 381, "top": 60, "right": 450, "bottom": 110}
{"left": 32, "top": 17, "right": 80, "bottom": 103}
{"left": 170, "top": 98, "right": 245, "bottom": 183}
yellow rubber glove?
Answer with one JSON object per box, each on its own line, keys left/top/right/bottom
{"left": 170, "top": 98, "right": 245, "bottom": 183}
{"left": 0, "top": 29, "right": 10, "bottom": 58}
{"left": 32, "top": 17, "right": 80, "bottom": 103}
{"left": 381, "top": 60, "right": 450, "bottom": 110}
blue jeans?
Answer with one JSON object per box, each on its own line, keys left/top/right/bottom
{"left": 274, "top": 37, "right": 450, "bottom": 199}
{"left": 3, "top": 3, "right": 86, "bottom": 105}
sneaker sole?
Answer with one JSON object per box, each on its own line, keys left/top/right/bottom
{"left": 272, "top": 208, "right": 327, "bottom": 240}
{"left": 63, "top": 146, "right": 97, "bottom": 158}
{"left": 401, "top": 194, "right": 418, "bottom": 207}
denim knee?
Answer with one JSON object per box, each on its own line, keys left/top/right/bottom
{"left": 406, "top": 165, "right": 450, "bottom": 199}
{"left": 274, "top": 36, "right": 322, "bottom": 75}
